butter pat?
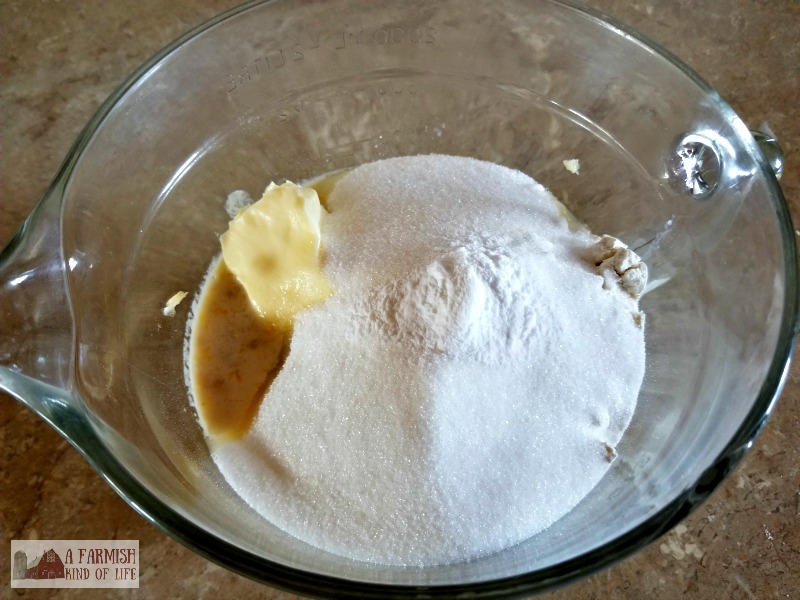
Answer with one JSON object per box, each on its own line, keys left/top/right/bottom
{"left": 220, "top": 181, "right": 332, "bottom": 323}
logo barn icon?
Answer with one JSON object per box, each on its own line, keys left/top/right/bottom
{"left": 13, "top": 548, "right": 65, "bottom": 580}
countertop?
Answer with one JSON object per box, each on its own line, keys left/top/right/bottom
{"left": 1, "top": 1, "right": 798, "bottom": 598}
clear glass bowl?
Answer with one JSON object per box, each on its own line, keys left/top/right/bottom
{"left": 0, "top": 0, "right": 796, "bottom": 597}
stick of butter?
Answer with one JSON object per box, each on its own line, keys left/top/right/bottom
{"left": 220, "top": 181, "right": 333, "bottom": 324}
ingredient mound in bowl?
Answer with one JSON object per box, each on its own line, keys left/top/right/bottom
{"left": 186, "top": 154, "right": 647, "bottom": 566}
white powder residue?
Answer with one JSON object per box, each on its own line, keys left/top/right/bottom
{"left": 162, "top": 291, "right": 187, "bottom": 317}
{"left": 207, "top": 155, "right": 647, "bottom": 566}
{"left": 563, "top": 158, "right": 580, "bottom": 174}
{"left": 224, "top": 189, "right": 252, "bottom": 218}
{"left": 357, "top": 236, "right": 544, "bottom": 363}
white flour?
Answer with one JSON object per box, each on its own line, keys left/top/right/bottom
{"left": 356, "top": 237, "right": 542, "bottom": 363}
{"left": 206, "top": 155, "right": 647, "bottom": 566}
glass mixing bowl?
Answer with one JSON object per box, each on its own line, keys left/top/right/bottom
{"left": 0, "top": 0, "right": 796, "bottom": 597}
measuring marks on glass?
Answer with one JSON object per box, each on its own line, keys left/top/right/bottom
{"left": 226, "top": 26, "right": 437, "bottom": 95}
{"left": 260, "top": 83, "right": 439, "bottom": 168}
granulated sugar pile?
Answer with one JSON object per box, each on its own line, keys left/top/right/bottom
{"left": 211, "top": 155, "right": 647, "bottom": 566}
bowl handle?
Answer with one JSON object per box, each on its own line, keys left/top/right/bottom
{"left": 751, "top": 130, "right": 784, "bottom": 180}
{"left": 0, "top": 181, "right": 76, "bottom": 415}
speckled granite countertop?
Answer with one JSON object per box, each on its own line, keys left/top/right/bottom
{"left": 1, "top": 1, "right": 798, "bottom": 598}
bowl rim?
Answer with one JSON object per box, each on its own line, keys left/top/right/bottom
{"left": 35, "top": 0, "right": 800, "bottom": 597}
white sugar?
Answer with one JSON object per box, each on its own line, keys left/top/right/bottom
{"left": 210, "top": 155, "right": 646, "bottom": 566}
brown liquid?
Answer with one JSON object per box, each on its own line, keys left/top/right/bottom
{"left": 190, "top": 261, "right": 290, "bottom": 442}
{"left": 190, "top": 173, "right": 345, "bottom": 442}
